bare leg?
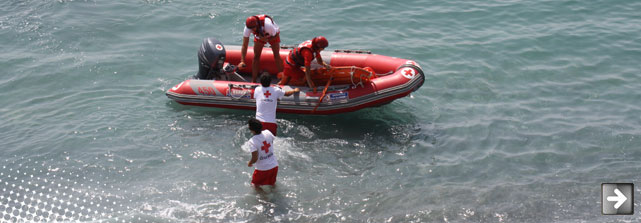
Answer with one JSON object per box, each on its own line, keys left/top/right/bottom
{"left": 252, "top": 41, "right": 265, "bottom": 83}
{"left": 253, "top": 184, "right": 265, "bottom": 193}
{"left": 271, "top": 44, "right": 283, "bottom": 73}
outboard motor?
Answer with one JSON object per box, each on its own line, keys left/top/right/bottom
{"left": 195, "top": 37, "right": 226, "bottom": 80}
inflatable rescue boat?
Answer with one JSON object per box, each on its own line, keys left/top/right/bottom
{"left": 166, "top": 38, "right": 425, "bottom": 115}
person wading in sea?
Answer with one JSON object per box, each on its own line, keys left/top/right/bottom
{"left": 245, "top": 118, "right": 279, "bottom": 191}
{"left": 254, "top": 73, "right": 299, "bottom": 135}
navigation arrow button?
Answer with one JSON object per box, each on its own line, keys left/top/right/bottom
{"left": 606, "top": 188, "right": 627, "bottom": 209}
{"left": 602, "top": 183, "right": 634, "bottom": 215}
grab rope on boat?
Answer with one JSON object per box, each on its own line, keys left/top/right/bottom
{"left": 350, "top": 66, "right": 362, "bottom": 88}
{"left": 334, "top": 49, "right": 372, "bottom": 54}
{"left": 228, "top": 84, "right": 256, "bottom": 100}
{"left": 348, "top": 66, "right": 376, "bottom": 89}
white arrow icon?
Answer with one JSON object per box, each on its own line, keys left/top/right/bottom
{"left": 607, "top": 188, "right": 628, "bottom": 209}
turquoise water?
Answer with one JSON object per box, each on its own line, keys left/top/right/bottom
{"left": 1, "top": 0, "right": 641, "bottom": 222}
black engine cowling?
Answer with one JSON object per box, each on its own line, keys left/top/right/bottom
{"left": 194, "top": 37, "right": 226, "bottom": 80}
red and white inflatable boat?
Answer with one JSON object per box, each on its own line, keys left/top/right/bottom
{"left": 166, "top": 40, "right": 425, "bottom": 115}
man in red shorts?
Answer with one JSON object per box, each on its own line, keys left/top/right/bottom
{"left": 277, "top": 36, "right": 331, "bottom": 93}
{"left": 246, "top": 118, "right": 279, "bottom": 190}
{"left": 238, "top": 14, "right": 283, "bottom": 83}
{"left": 254, "top": 73, "right": 299, "bottom": 136}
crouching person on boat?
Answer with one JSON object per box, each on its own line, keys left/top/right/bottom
{"left": 277, "top": 36, "right": 331, "bottom": 93}
{"left": 255, "top": 73, "right": 299, "bottom": 136}
{"left": 245, "top": 118, "right": 279, "bottom": 192}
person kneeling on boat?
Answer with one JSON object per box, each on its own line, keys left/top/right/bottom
{"left": 255, "top": 73, "right": 299, "bottom": 136}
{"left": 277, "top": 36, "right": 331, "bottom": 93}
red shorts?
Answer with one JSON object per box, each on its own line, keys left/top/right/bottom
{"left": 252, "top": 166, "right": 278, "bottom": 186}
{"left": 283, "top": 62, "right": 305, "bottom": 81}
{"left": 260, "top": 122, "right": 278, "bottom": 136}
{"left": 254, "top": 33, "right": 281, "bottom": 45}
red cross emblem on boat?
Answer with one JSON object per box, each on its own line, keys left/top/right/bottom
{"left": 261, "top": 141, "right": 270, "bottom": 153}
{"left": 264, "top": 90, "right": 271, "bottom": 98}
{"left": 401, "top": 68, "right": 416, "bottom": 79}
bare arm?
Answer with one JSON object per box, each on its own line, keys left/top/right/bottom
{"left": 239, "top": 37, "right": 250, "bottom": 67}
{"left": 247, "top": 151, "right": 258, "bottom": 167}
{"left": 316, "top": 54, "right": 330, "bottom": 69}
{"left": 304, "top": 65, "right": 316, "bottom": 93}
{"left": 284, "top": 88, "right": 300, "bottom": 96}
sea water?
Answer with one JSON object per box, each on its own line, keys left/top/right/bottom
{"left": 1, "top": 0, "right": 640, "bottom": 222}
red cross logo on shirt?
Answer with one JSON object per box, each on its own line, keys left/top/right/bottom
{"left": 264, "top": 90, "right": 272, "bottom": 98}
{"left": 261, "top": 141, "right": 270, "bottom": 153}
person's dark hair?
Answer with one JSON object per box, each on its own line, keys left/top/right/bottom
{"left": 260, "top": 73, "right": 271, "bottom": 87}
{"left": 248, "top": 118, "right": 263, "bottom": 133}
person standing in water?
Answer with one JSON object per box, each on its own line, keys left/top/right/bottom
{"left": 246, "top": 118, "right": 279, "bottom": 190}
{"left": 254, "top": 73, "right": 299, "bottom": 136}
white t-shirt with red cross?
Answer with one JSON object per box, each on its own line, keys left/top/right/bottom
{"left": 254, "top": 86, "right": 285, "bottom": 123}
{"left": 247, "top": 130, "right": 278, "bottom": 170}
